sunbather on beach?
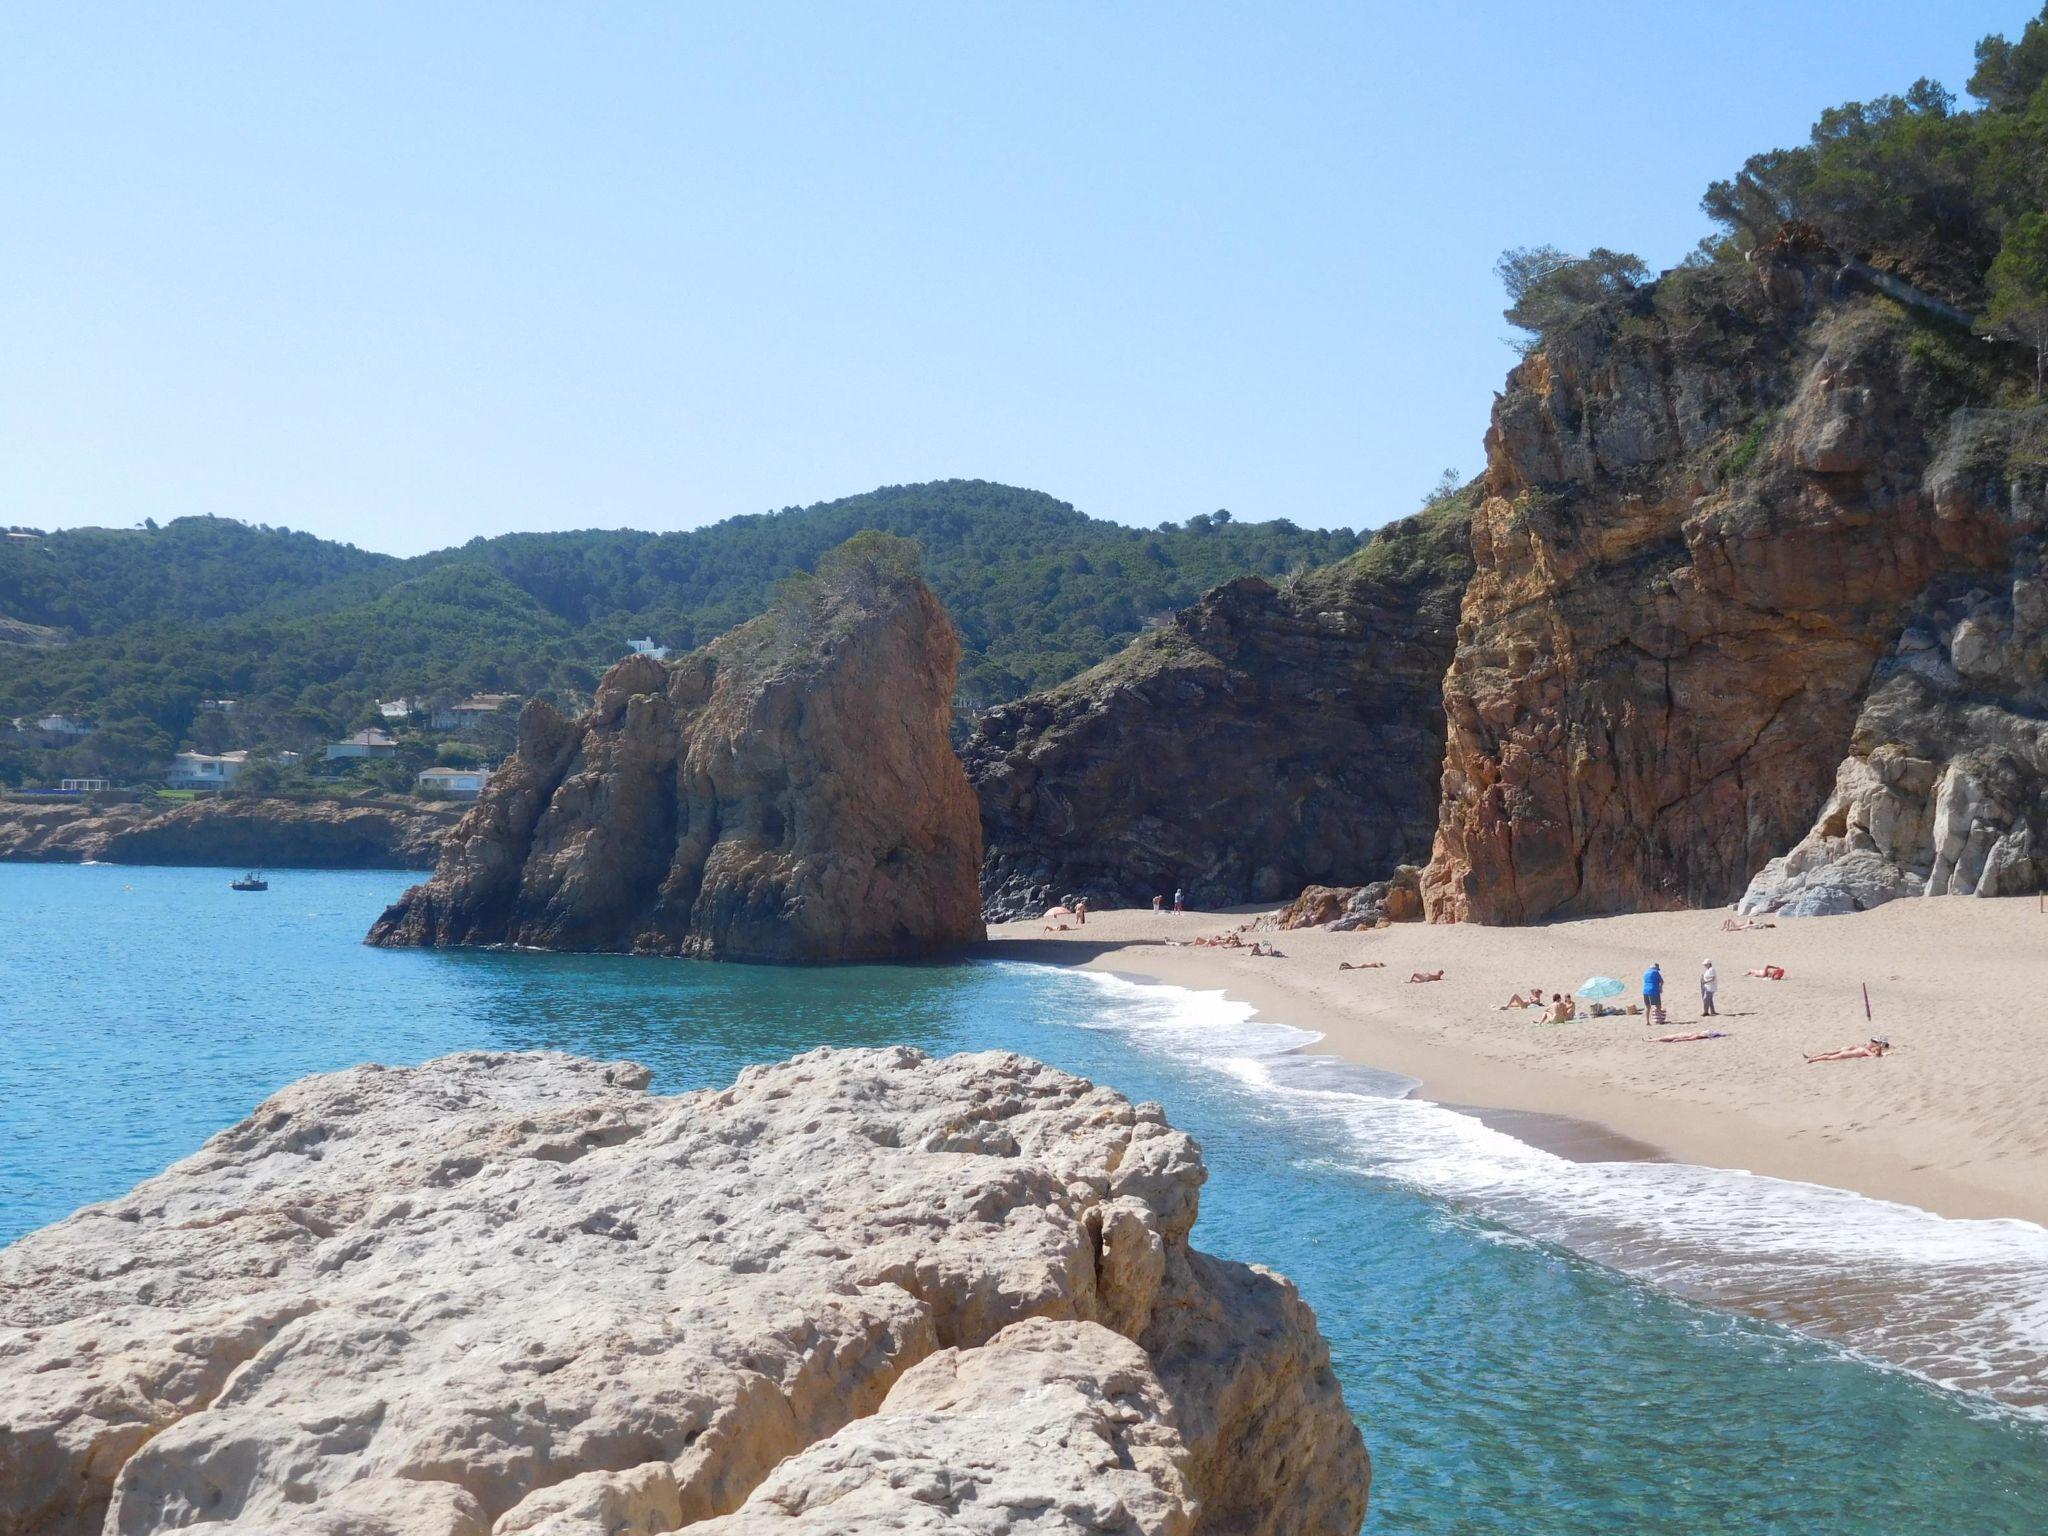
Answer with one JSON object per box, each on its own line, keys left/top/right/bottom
{"left": 1499, "top": 991, "right": 1542, "bottom": 1009}
{"left": 1339, "top": 961, "right": 1387, "bottom": 971}
{"left": 1805, "top": 1038, "right": 1891, "bottom": 1063}
{"left": 1745, "top": 964, "right": 1787, "bottom": 980}
{"left": 1408, "top": 970, "right": 1444, "bottom": 983}
{"left": 1656, "top": 1030, "right": 1728, "bottom": 1043}
{"left": 1722, "top": 916, "right": 1776, "bottom": 931}
{"left": 1544, "top": 993, "right": 1577, "bottom": 1023}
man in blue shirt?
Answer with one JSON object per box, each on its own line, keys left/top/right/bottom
{"left": 1643, "top": 962, "right": 1665, "bottom": 1020}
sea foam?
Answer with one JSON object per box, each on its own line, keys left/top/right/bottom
{"left": 1060, "top": 967, "right": 2048, "bottom": 1417}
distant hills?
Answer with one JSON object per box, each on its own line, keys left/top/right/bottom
{"left": 0, "top": 480, "right": 1363, "bottom": 775}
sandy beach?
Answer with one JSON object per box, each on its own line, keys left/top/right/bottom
{"left": 988, "top": 897, "right": 2048, "bottom": 1228}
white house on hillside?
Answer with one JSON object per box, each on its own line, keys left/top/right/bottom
{"left": 167, "top": 751, "right": 248, "bottom": 791}
{"left": 416, "top": 765, "right": 491, "bottom": 798}
{"left": 626, "top": 637, "right": 670, "bottom": 661}
{"left": 377, "top": 698, "right": 414, "bottom": 720}
{"left": 326, "top": 729, "right": 399, "bottom": 760}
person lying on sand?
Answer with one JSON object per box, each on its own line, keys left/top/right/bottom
{"left": 1655, "top": 1030, "right": 1728, "bottom": 1043}
{"left": 1338, "top": 961, "right": 1387, "bottom": 971}
{"left": 1721, "top": 916, "right": 1776, "bottom": 931}
{"left": 1498, "top": 991, "right": 1544, "bottom": 1009}
{"left": 1805, "top": 1038, "right": 1891, "bottom": 1063}
{"left": 1745, "top": 964, "right": 1787, "bottom": 980}
{"left": 1408, "top": 970, "right": 1444, "bottom": 983}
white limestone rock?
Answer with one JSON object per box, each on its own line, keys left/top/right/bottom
{"left": 0, "top": 1049, "right": 1367, "bottom": 1536}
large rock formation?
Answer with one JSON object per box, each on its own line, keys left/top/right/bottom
{"left": 1423, "top": 236, "right": 2038, "bottom": 922}
{"left": 1738, "top": 429, "right": 2048, "bottom": 916}
{"left": 0, "top": 796, "right": 460, "bottom": 868}
{"left": 0, "top": 1047, "right": 1369, "bottom": 1536}
{"left": 369, "top": 539, "right": 985, "bottom": 961}
{"left": 964, "top": 505, "right": 1471, "bottom": 918}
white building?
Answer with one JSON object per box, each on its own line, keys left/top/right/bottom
{"left": 326, "top": 729, "right": 399, "bottom": 761}
{"left": 626, "top": 637, "right": 670, "bottom": 661}
{"left": 416, "top": 765, "right": 491, "bottom": 798}
{"left": 31, "top": 714, "right": 91, "bottom": 739}
{"left": 166, "top": 751, "right": 248, "bottom": 791}
{"left": 198, "top": 698, "right": 238, "bottom": 716}
{"left": 377, "top": 698, "right": 414, "bottom": 720}
{"left": 59, "top": 777, "right": 111, "bottom": 792}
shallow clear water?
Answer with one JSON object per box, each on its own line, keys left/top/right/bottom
{"left": 3, "top": 864, "right": 2045, "bottom": 1532}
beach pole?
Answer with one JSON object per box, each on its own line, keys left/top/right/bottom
{"left": 1862, "top": 982, "right": 1871, "bottom": 1022}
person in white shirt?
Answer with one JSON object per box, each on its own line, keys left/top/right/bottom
{"left": 1700, "top": 959, "right": 1719, "bottom": 1017}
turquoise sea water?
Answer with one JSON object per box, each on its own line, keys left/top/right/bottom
{"left": 3, "top": 863, "right": 2045, "bottom": 1532}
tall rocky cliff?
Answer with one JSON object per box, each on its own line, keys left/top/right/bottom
{"left": 1421, "top": 235, "right": 2047, "bottom": 922}
{"left": 0, "top": 1048, "right": 1369, "bottom": 1536}
{"left": 964, "top": 505, "right": 1471, "bottom": 918}
{"left": 369, "top": 540, "right": 985, "bottom": 961}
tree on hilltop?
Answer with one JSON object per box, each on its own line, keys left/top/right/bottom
{"left": 1494, "top": 246, "right": 1649, "bottom": 352}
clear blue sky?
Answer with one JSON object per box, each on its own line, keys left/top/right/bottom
{"left": 0, "top": 2, "right": 2029, "bottom": 555}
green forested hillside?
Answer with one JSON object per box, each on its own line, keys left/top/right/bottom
{"left": 0, "top": 482, "right": 1362, "bottom": 780}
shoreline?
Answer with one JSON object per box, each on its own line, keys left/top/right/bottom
{"left": 986, "top": 899, "right": 2048, "bottom": 1230}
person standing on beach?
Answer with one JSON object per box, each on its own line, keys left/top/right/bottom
{"left": 1700, "top": 959, "right": 1718, "bottom": 1016}
{"left": 1643, "top": 962, "right": 1665, "bottom": 1025}
{"left": 1173, "top": 886, "right": 1185, "bottom": 914}
{"left": 1153, "top": 894, "right": 1165, "bottom": 914}
{"left": 1074, "top": 897, "right": 1088, "bottom": 926}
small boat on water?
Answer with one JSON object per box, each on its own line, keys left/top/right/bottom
{"left": 230, "top": 871, "right": 269, "bottom": 892}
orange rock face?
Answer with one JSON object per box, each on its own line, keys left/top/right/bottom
{"left": 369, "top": 551, "right": 985, "bottom": 961}
{"left": 1423, "top": 252, "right": 2017, "bottom": 923}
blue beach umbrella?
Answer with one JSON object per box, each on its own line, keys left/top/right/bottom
{"left": 1576, "top": 976, "right": 1625, "bottom": 1001}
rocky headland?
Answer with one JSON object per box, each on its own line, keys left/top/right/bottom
{"left": 0, "top": 796, "right": 461, "bottom": 869}
{"left": 369, "top": 536, "right": 985, "bottom": 961}
{"left": 1418, "top": 233, "right": 2048, "bottom": 923}
{"left": 0, "top": 1046, "right": 1369, "bottom": 1536}
{"left": 963, "top": 504, "right": 1471, "bottom": 918}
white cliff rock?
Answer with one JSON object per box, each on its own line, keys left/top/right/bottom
{"left": 0, "top": 1049, "right": 1366, "bottom": 1536}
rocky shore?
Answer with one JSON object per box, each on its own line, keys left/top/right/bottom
{"left": 0, "top": 1047, "right": 1368, "bottom": 1536}
{"left": 0, "top": 796, "right": 462, "bottom": 869}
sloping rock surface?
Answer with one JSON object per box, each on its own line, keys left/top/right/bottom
{"left": 1423, "top": 241, "right": 2040, "bottom": 922}
{"left": 964, "top": 508, "right": 1471, "bottom": 918}
{"left": 0, "top": 1048, "right": 1368, "bottom": 1536}
{"left": 368, "top": 550, "right": 984, "bottom": 961}
{"left": 0, "top": 797, "right": 460, "bottom": 869}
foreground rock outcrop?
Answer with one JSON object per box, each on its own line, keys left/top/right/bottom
{"left": 1423, "top": 236, "right": 2041, "bottom": 922}
{"left": 964, "top": 506, "right": 1471, "bottom": 918}
{"left": 0, "top": 1047, "right": 1369, "bottom": 1536}
{"left": 0, "top": 796, "right": 460, "bottom": 869}
{"left": 369, "top": 538, "right": 985, "bottom": 961}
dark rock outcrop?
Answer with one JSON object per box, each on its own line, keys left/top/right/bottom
{"left": 1423, "top": 241, "right": 2038, "bottom": 923}
{"left": 0, "top": 797, "right": 460, "bottom": 868}
{"left": 963, "top": 507, "right": 1472, "bottom": 919}
{"left": 369, "top": 542, "right": 985, "bottom": 961}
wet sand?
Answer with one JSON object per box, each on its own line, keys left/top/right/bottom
{"left": 988, "top": 897, "right": 2048, "bottom": 1227}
